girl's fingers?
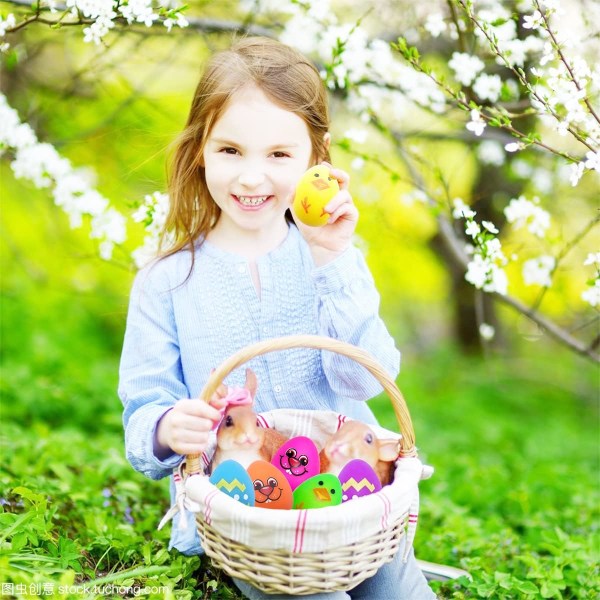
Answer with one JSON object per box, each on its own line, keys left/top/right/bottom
{"left": 176, "top": 399, "right": 223, "bottom": 421}
{"left": 171, "top": 412, "right": 218, "bottom": 433}
{"left": 321, "top": 161, "right": 350, "bottom": 190}
{"left": 324, "top": 189, "right": 353, "bottom": 213}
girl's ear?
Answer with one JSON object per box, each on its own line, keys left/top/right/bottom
{"left": 323, "top": 132, "right": 331, "bottom": 153}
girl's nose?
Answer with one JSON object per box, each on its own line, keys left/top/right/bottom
{"left": 237, "top": 164, "right": 266, "bottom": 188}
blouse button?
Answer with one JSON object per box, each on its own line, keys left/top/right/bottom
{"left": 274, "top": 385, "right": 282, "bottom": 393}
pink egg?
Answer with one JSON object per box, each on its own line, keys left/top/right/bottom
{"left": 338, "top": 459, "right": 382, "bottom": 502}
{"left": 272, "top": 436, "right": 320, "bottom": 490}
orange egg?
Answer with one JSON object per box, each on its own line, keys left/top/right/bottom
{"left": 247, "top": 460, "right": 293, "bottom": 509}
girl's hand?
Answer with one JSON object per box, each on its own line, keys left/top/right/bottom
{"left": 291, "top": 163, "right": 358, "bottom": 266}
{"left": 154, "top": 395, "right": 227, "bottom": 457}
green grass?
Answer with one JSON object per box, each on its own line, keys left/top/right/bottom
{"left": 1, "top": 289, "right": 598, "bottom": 598}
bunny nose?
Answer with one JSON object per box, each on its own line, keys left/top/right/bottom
{"left": 260, "top": 485, "right": 274, "bottom": 496}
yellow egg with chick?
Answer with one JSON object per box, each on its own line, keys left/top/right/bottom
{"left": 292, "top": 165, "right": 340, "bottom": 227}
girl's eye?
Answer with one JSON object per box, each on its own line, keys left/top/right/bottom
{"left": 272, "top": 151, "right": 289, "bottom": 158}
{"left": 220, "top": 147, "right": 238, "bottom": 155}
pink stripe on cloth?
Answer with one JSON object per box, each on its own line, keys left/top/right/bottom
{"left": 202, "top": 452, "right": 210, "bottom": 469}
{"left": 377, "top": 489, "right": 392, "bottom": 530}
{"left": 204, "top": 489, "right": 220, "bottom": 525}
{"left": 256, "top": 414, "right": 270, "bottom": 428}
{"left": 294, "top": 510, "right": 308, "bottom": 553}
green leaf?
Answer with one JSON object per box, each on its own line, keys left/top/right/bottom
{"left": 516, "top": 580, "right": 540, "bottom": 595}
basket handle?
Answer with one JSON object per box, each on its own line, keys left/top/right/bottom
{"left": 185, "top": 335, "right": 416, "bottom": 475}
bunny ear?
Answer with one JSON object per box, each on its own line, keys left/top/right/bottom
{"left": 378, "top": 439, "right": 401, "bottom": 462}
{"left": 244, "top": 368, "right": 258, "bottom": 398}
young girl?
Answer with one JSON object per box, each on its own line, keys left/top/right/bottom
{"left": 119, "top": 36, "right": 435, "bottom": 600}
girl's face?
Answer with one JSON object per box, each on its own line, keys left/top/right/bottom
{"left": 203, "top": 85, "right": 314, "bottom": 243}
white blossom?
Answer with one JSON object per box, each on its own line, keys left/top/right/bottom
{"left": 583, "top": 253, "right": 600, "bottom": 266}
{"left": 424, "top": 13, "right": 447, "bottom": 38}
{"left": 11, "top": 143, "right": 70, "bottom": 188}
{"left": 473, "top": 73, "right": 502, "bottom": 102}
{"left": 505, "top": 142, "right": 524, "bottom": 153}
{"left": 569, "top": 161, "right": 585, "bottom": 186}
{"left": 452, "top": 198, "right": 476, "bottom": 219}
{"left": 351, "top": 157, "right": 365, "bottom": 171}
{"left": 1, "top": 92, "right": 128, "bottom": 259}
{"left": 466, "top": 109, "right": 486, "bottom": 137}
{"left": 581, "top": 280, "right": 600, "bottom": 307}
{"left": 512, "top": 159, "right": 533, "bottom": 178}
{"left": 504, "top": 195, "right": 551, "bottom": 238}
{"left": 523, "top": 10, "right": 544, "bottom": 31}
{"left": 477, "top": 140, "right": 505, "bottom": 166}
{"left": 343, "top": 128, "right": 369, "bottom": 144}
{"left": 466, "top": 254, "right": 508, "bottom": 294}
{"left": 482, "top": 220, "right": 499, "bottom": 234}
{"left": 522, "top": 255, "right": 555, "bottom": 287}
{"left": 584, "top": 151, "right": 600, "bottom": 172}
{"left": 466, "top": 220, "right": 481, "bottom": 238}
{"left": 60, "top": 0, "right": 188, "bottom": 44}
{"left": 401, "top": 189, "right": 428, "bottom": 205}
{"left": 448, "top": 52, "right": 485, "bottom": 86}
{"left": 0, "top": 13, "right": 16, "bottom": 37}
{"left": 485, "top": 238, "right": 507, "bottom": 263}
{"left": 465, "top": 254, "right": 489, "bottom": 288}
{"left": 479, "top": 323, "right": 496, "bottom": 340}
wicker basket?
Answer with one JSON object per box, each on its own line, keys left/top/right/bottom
{"left": 183, "top": 335, "right": 423, "bottom": 596}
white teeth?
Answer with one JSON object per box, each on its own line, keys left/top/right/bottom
{"left": 237, "top": 195, "right": 268, "bottom": 206}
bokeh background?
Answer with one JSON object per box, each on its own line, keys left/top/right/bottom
{"left": 1, "top": 1, "right": 598, "bottom": 598}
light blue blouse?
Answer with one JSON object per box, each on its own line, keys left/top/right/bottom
{"left": 118, "top": 224, "right": 400, "bottom": 553}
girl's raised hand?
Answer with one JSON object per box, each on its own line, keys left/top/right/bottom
{"left": 291, "top": 163, "right": 358, "bottom": 267}
{"left": 154, "top": 395, "right": 227, "bottom": 458}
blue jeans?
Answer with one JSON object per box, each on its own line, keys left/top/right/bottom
{"left": 233, "top": 538, "right": 436, "bottom": 599}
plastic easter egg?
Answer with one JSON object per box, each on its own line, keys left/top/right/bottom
{"left": 272, "top": 436, "right": 320, "bottom": 491}
{"left": 292, "top": 165, "right": 340, "bottom": 227}
{"left": 247, "top": 460, "right": 293, "bottom": 510}
{"left": 293, "top": 474, "right": 343, "bottom": 509}
{"left": 338, "top": 459, "right": 382, "bottom": 502}
{"left": 209, "top": 460, "right": 255, "bottom": 506}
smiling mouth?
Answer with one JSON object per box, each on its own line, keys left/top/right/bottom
{"left": 235, "top": 195, "right": 270, "bottom": 207}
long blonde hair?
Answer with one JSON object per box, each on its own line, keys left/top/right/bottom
{"left": 161, "top": 36, "right": 332, "bottom": 259}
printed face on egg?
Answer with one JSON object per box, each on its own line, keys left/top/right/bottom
{"left": 272, "top": 436, "right": 320, "bottom": 490}
{"left": 248, "top": 460, "right": 293, "bottom": 510}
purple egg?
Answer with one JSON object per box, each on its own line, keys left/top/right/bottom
{"left": 338, "top": 459, "right": 381, "bottom": 502}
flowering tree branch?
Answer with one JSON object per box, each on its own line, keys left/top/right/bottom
{"left": 364, "top": 112, "right": 600, "bottom": 362}
{"left": 1, "top": 0, "right": 273, "bottom": 39}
